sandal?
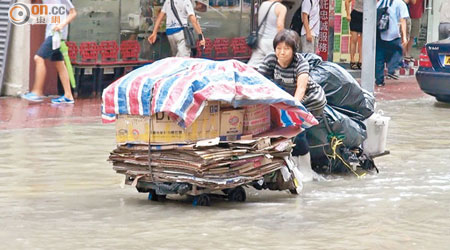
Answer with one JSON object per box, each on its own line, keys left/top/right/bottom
{"left": 350, "top": 62, "right": 358, "bottom": 70}
{"left": 357, "top": 62, "right": 362, "bottom": 70}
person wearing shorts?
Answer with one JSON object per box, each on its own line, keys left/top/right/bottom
{"left": 346, "top": 0, "right": 363, "bottom": 70}
{"left": 405, "top": 0, "right": 424, "bottom": 61}
{"left": 21, "top": 0, "right": 77, "bottom": 104}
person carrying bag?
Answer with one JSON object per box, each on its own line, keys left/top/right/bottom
{"left": 247, "top": 0, "right": 287, "bottom": 68}
{"left": 246, "top": 1, "right": 277, "bottom": 48}
{"left": 377, "top": 0, "right": 394, "bottom": 32}
{"left": 148, "top": 0, "right": 205, "bottom": 57}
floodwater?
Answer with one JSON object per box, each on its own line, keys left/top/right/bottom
{"left": 1, "top": 97, "right": 449, "bottom": 249}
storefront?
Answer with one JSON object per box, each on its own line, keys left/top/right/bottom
{"left": 331, "top": 0, "right": 443, "bottom": 64}
{"left": 68, "top": 0, "right": 253, "bottom": 61}
{"left": 1, "top": 0, "right": 445, "bottom": 96}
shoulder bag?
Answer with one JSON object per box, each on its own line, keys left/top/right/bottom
{"left": 246, "top": 1, "right": 278, "bottom": 49}
{"left": 171, "top": 0, "right": 196, "bottom": 48}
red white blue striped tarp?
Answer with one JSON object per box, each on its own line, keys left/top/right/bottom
{"left": 102, "top": 57, "right": 318, "bottom": 128}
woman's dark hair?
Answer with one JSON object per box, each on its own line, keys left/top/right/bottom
{"left": 273, "top": 29, "right": 300, "bottom": 52}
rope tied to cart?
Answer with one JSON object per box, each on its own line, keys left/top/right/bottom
{"left": 326, "top": 135, "right": 366, "bottom": 178}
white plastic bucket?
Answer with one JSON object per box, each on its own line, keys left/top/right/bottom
{"left": 363, "top": 110, "right": 390, "bottom": 156}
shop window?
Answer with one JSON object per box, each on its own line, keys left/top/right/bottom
{"left": 68, "top": 0, "right": 252, "bottom": 61}
{"left": 69, "top": 0, "right": 120, "bottom": 44}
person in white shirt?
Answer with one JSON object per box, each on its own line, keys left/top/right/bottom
{"left": 148, "top": 0, "right": 205, "bottom": 57}
{"left": 375, "top": 0, "right": 409, "bottom": 86}
{"left": 21, "top": 0, "right": 77, "bottom": 104}
{"left": 247, "top": 0, "right": 287, "bottom": 68}
{"left": 300, "top": 0, "right": 320, "bottom": 53}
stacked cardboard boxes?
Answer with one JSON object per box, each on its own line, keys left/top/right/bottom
{"left": 110, "top": 102, "right": 298, "bottom": 191}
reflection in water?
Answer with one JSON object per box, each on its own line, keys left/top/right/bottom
{"left": 1, "top": 97, "right": 449, "bottom": 249}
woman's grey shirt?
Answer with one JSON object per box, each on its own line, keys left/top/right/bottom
{"left": 258, "top": 52, "right": 327, "bottom": 113}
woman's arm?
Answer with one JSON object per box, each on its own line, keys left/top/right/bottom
{"left": 294, "top": 54, "right": 310, "bottom": 102}
{"left": 294, "top": 73, "right": 309, "bottom": 102}
{"left": 345, "top": 0, "right": 351, "bottom": 22}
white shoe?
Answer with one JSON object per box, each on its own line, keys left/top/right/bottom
{"left": 295, "top": 153, "right": 323, "bottom": 182}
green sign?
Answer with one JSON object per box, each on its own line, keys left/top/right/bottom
{"left": 334, "top": 35, "right": 341, "bottom": 53}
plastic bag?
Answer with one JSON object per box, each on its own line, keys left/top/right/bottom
{"left": 306, "top": 105, "right": 367, "bottom": 163}
{"left": 52, "top": 32, "right": 61, "bottom": 50}
{"left": 300, "top": 53, "right": 323, "bottom": 69}
{"left": 309, "top": 62, "right": 375, "bottom": 120}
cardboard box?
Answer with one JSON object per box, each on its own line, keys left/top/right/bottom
{"left": 116, "top": 101, "right": 220, "bottom": 144}
{"left": 219, "top": 109, "right": 244, "bottom": 141}
{"left": 243, "top": 104, "right": 271, "bottom": 136}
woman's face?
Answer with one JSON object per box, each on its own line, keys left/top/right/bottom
{"left": 275, "top": 42, "right": 294, "bottom": 66}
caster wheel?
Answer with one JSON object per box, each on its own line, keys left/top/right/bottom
{"left": 193, "top": 194, "right": 211, "bottom": 206}
{"left": 148, "top": 190, "right": 166, "bottom": 201}
{"left": 228, "top": 186, "right": 246, "bottom": 202}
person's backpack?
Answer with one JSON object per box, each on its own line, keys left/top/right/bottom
{"left": 290, "top": 0, "right": 312, "bottom": 36}
{"left": 377, "top": 0, "right": 393, "bottom": 32}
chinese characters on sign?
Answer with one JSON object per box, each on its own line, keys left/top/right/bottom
{"left": 318, "top": 0, "right": 330, "bottom": 61}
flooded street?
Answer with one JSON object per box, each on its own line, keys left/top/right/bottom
{"left": 1, "top": 97, "right": 449, "bottom": 249}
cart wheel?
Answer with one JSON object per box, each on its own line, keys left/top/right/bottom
{"left": 148, "top": 190, "right": 166, "bottom": 202}
{"left": 193, "top": 194, "right": 211, "bottom": 206}
{"left": 228, "top": 186, "right": 246, "bottom": 202}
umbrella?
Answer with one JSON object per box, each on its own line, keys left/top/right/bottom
{"left": 102, "top": 57, "right": 318, "bottom": 128}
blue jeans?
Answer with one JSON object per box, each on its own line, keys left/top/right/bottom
{"left": 375, "top": 37, "right": 403, "bottom": 84}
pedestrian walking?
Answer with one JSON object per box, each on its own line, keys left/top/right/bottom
{"left": 405, "top": 0, "right": 424, "bottom": 61}
{"left": 258, "top": 29, "right": 326, "bottom": 181}
{"left": 21, "top": 0, "right": 77, "bottom": 104}
{"left": 148, "top": 0, "right": 205, "bottom": 57}
{"left": 247, "top": 0, "right": 286, "bottom": 68}
{"left": 375, "top": 0, "right": 409, "bottom": 87}
{"left": 299, "top": 0, "right": 320, "bottom": 53}
{"left": 345, "top": 0, "right": 363, "bottom": 70}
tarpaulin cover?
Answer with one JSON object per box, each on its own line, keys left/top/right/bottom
{"left": 309, "top": 61, "right": 375, "bottom": 120}
{"left": 102, "top": 57, "right": 318, "bottom": 128}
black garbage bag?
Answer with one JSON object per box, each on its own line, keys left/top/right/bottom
{"left": 309, "top": 61, "right": 375, "bottom": 120}
{"left": 306, "top": 106, "right": 367, "bottom": 171}
{"left": 301, "top": 53, "right": 323, "bottom": 69}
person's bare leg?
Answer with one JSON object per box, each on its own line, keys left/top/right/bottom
{"left": 350, "top": 31, "right": 358, "bottom": 63}
{"left": 54, "top": 60, "right": 74, "bottom": 100}
{"left": 357, "top": 33, "right": 362, "bottom": 64}
{"left": 406, "top": 38, "right": 414, "bottom": 58}
{"left": 31, "top": 55, "right": 46, "bottom": 96}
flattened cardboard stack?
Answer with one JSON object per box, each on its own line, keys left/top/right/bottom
{"left": 109, "top": 102, "right": 299, "bottom": 191}
{"left": 109, "top": 134, "right": 295, "bottom": 190}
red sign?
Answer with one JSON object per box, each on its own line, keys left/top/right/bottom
{"left": 318, "top": 0, "right": 330, "bottom": 61}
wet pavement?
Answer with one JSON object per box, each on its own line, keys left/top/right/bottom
{"left": 1, "top": 77, "right": 449, "bottom": 249}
